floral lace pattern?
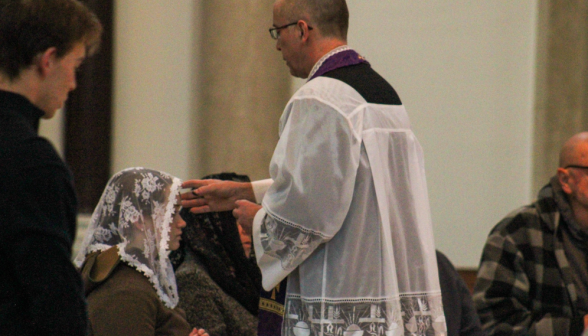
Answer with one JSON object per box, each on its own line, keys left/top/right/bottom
{"left": 74, "top": 167, "right": 182, "bottom": 308}
{"left": 282, "top": 294, "right": 446, "bottom": 336}
{"left": 102, "top": 183, "right": 119, "bottom": 216}
{"left": 260, "top": 213, "right": 325, "bottom": 271}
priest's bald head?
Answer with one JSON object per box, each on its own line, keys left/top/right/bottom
{"left": 271, "top": 0, "right": 349, "bottom": 78}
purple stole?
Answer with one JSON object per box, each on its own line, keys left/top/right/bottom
{"left": 308, "top": 48, "right": 369, "bottom": 81}
{"left": 257, "top": 48, "right": 368, "bottom": 336}
{"left": 257, "top": 278, "right": 288, "bottom": 336}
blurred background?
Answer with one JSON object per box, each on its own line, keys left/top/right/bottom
{"left": 41, "top": 0, "right": 588, "bottom": 269}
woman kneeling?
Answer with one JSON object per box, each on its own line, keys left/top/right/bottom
{"left": 74, "top": 167, "right": 207, "bottom": 336}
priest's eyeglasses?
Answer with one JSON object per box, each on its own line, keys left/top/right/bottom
{"left": 269, "top": 21, "right": 313, "bottom": 39}
{"left": 565, "top": 165, "right": 588, "bottom": 170}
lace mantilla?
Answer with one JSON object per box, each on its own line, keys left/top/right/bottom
{"left": 307, "top": 45, "right": 350, "bottom": 81}
{"left": 74, "top": 167, "right": 182, "bottom": 308}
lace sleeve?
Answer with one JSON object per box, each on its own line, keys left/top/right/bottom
{"left": 252, "top": 97, "right": 362, "bottom": 290}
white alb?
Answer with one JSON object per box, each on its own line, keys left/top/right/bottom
{"left": 252, "top": 72, "right": 446, "bottom": 335}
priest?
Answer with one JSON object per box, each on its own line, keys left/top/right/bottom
{"left": 182, "top": 1, "right": 445, "bottom": 335}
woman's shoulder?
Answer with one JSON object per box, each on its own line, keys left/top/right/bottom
{"left": 109, "top": 263, "right": 156, "bottom": 291}
{"left": 86, "top": 260, "right": 160, "bottom": 314}
{"left": 81, "top": 247, "right": 155, "bottom": 297}
{"left": 85, "top": 263, "right": 159, "bottom": 333}
{"left": 87, "top": 263, "right": 191, "bottom": 336}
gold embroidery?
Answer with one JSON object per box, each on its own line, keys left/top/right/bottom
{"left": 259, "top": 298, "right": 285, "bottom": 316}
{"left": 270, "top": 282, "right": 280, "bottom": 300}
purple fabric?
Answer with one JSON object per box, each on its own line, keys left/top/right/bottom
{"left": 257, "top": 309, "right": 285, "bottom": 336}
{"left": 308, "top": 49, "right": 368, "bottom": 81}
{"left": 257, "top": 278, "right": 288, "bottom": 336}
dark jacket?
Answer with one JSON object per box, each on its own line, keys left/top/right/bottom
{"left": 81, "top": 249, "right": 192, "bottom": 336}
{"left": 0, "top": 90, "right": 87, "bottom": 335}
{"left": 436, "top": 250, "right": 485, "bottom": 336}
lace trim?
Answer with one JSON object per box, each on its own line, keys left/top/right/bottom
{"left": 157, "top": 177, "right": 182, "bottom": 272}
{"left": 282, "top": 294, "right": 446, "bottom": 336}
{"left": 83, "top": 242, "right": 179, "bottom": 308}
{"left": 118, "top": 241, "right": 179, "bottom": 308}
{"left": 286, "top": 293, "right": 443, "bottom": 303}
{"left": 260, "top": 214, "right": 326, "bottom": 271}
{"left": 306, "top": 45, "right": 350, "bottom": 81}
{"left": 265, "top": 207, "right": 333, "bottom": 240}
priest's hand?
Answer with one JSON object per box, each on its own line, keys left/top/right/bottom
{"left": 189, "top": 328, "right": 209, "bottom": 336}
{"left": 233, "top": 200, "right": 261, "bottom": 235}
{"left": 181, "top": 180, "right": 255, "bottom": 214}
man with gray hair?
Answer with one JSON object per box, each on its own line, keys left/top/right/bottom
{"left": 182, "top": 0, "right": 445, "bottom": 335}
{"left": 0, "top": 0, "right": 101, "bottom": 334}
{"left": 474, "top": 132, "right": 588, "bottom": 335}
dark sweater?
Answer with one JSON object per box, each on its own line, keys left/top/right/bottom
{"left": 0, "top": 90, "right": 87, "bottom": 335}
{"left": 175, "top": 249, "right": 258, "bottom": 336}
{"left": 436, "top": 250, "right": 485, "bottom": 336}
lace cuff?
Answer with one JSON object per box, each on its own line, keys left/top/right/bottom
{"left": 251, "top": 179, "right": 274, "bottom": 204}
{"left": 253, "top": 208, "right": 326, "bottom": 291}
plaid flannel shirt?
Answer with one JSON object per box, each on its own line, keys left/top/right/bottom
{"left": 473, "top": 178, "right": 584, "bottom": 336}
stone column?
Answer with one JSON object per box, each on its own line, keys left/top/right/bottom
{"left": 194, "top": 0, "right": 292, "bottom": 181}
{"left": 533, "top": 0, "right": 588, "bottom": 191}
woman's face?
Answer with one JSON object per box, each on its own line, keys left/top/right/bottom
{"left": 238, "top": 224, "right": 252, "bottom": 258}
{"left": 169, "top": 205, "right": 186, "bottom": 251}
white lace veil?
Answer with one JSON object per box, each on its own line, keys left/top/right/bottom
{"left": 73, "top": 167, "right": 182, "bottom": 308}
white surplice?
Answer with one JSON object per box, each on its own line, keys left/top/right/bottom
{"left": 252, "top": 74, "right": 445, "bottom": 336}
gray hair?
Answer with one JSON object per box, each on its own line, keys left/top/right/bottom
{"left": 280, "top": 0, "right": 348, "bottom": 40}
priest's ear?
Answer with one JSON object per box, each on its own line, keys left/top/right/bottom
{"left": 297, "top": 20, "right": 311, "bottom": 41}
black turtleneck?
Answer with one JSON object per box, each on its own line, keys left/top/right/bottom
{"left": 0, "top": 89, "right": 87, "bottom": 335}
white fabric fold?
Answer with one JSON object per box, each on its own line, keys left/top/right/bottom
{"left": 254, "top": 76, "right": 444, "bottom": 335}
{"left": 251, "top": 178, "right": 274, "bottom": 204}
{"left": 253, "top": 207, "right": 290, "bottom": 290}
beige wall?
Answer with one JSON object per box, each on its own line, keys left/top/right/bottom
{"left": 111, "top": 0, "right": 290, "bottom": 182}
{"left": 345, "top": 1, "right": 538, "bottom": 267}
{"left": 532, "top": 0, "right": 588, "bottom": 192}
{"left": 196, "top": 1, "right": 290, "bottom": 181}
{"left": 110, "top": 0, "right": 199, "bottom": 179}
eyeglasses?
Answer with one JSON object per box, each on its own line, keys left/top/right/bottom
{"left": 269, "top": 21, "right": 313, "bottom": 40}
{"left": 565, "top": 165, "right": 588, "bottom": 170}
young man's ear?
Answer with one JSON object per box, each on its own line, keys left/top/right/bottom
{"left": 36, "top": 47, "right": 58, "bottom": 76}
